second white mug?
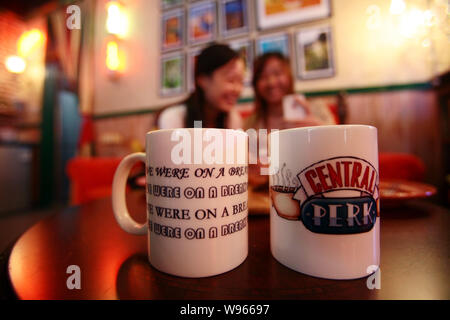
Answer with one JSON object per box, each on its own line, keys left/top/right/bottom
{"left": 269, "top": 125, "right": 380, "bottom": 280}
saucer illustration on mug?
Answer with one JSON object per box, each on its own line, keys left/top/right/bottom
{"left": 271, "top": 157, "right": 380, "bottom": 235}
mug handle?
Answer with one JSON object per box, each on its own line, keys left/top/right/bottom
{"left": 112, "top": 152, "right": 147, "bottom": 235}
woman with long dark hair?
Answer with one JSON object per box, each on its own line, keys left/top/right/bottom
{"left": 158, "top": 43, "right": 245, "bottom": 129}
{"left": 246, "top": 52, "right": 335, "bottom": 186}
{"left": 246, "top": 52, "right": 334, "bottom": 130}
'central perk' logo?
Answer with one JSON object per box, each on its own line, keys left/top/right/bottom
{"left": 270, "top": 156, "right": 380, "bottom": 234}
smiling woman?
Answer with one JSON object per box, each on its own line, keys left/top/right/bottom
{"left": 157, "top": 43, "right": 245, "bottom": 129}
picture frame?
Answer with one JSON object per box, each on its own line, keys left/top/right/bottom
{"left": 161, "top": 0, "right": 183, "bottom": 11}
{"left": 188, "top": 0, "right": 217, "bottom": 46}
{"left": 160, "top": 52, "right": 185, "bottom": 97}
{"left": 161, "top": 9, "right": 185, "bottom": 52}
{"left": 295, "top": 26, "right": 335, "bottom": 80}
{"left": 229, "top": 38, "right": 253, "bottom": 85}
{"left": 256, "top": 32, "right": 290, "bottom": 57}
{"left": 219, "top": 0, "right": 249, "bottom": 39}
{"left": 187, "top": 48, "right": 203, "bottom": 92}
{"left": 256, "top": 0, "right": 331, "bottom": 30}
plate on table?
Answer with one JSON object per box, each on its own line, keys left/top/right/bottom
{"left": 379, "top": 179, "right": 437, "bottom": 206}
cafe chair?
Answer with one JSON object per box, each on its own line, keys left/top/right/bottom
{"left": 378, "top": 152, "right": 426, "bottom": 182}
{"left": 66, "top": 157, "right": 123, "bottom": 205}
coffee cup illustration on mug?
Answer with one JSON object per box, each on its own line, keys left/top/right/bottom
{"left": 269, "top": 125, "right": 380, "bottom": 280}
{"left": 269, "top": 164, "right": 301, "bottom": 220}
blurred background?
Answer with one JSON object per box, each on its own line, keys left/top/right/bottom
{"left": 0, "top": 0, "right": 448, "bottom": 217}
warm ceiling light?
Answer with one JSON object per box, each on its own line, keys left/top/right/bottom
{"left": 18, "top": 29, "right": 45, "bottom": 57}
{"left": 423, "top": 10, "right": 436, "bottom": 27}
{"left": 399, "top": 9, "right": 425, "bottom": 38}
{"left": 106, "top": 1, "right": 128, "bottom": 38}
{"left": 5, "top": 55, "right": 26, "bottom": 73}
{"left": 390, "top": 0, "right": 406, "bottom": 15}
{"left": 106, "top": 40, "right": 125, "bottom": 73}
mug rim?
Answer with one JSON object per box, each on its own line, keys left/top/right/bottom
{"left": 271, "top": 124, "right": 377, "bottom": 135}
{"left": 146, "top": 128, "right": 248, "bottom": 136}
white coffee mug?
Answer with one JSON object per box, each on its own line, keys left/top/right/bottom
{"left": 269, "top": 125, "right": 380, "bottom": 280}
{"left": 112, "top": 128, "right": 249, "bottom": 278}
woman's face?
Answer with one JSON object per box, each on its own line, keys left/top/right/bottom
{"left": 198, "top": 58, "right": 245, "bottom": 113}
{"left": 256, "top": 57, "right": 291, "bottom": 106}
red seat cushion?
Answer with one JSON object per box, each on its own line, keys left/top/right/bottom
{"left": 66, "top": 157, "right": 123, "bottom": 205}
{"left": 379, "top": 152, "right": 425, "bottom": 182}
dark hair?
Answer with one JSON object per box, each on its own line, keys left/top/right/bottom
{"left": 185, "top": 43, "right": 239, "bottom": 128}
{"left": 251, "top": 52, "right": 294, "bottom": 127}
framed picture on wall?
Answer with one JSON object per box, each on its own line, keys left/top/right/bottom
{"left": 187, "top": 48, "right": 203, "bottom": 92}
{"left": 161, "top": 0, "right": 183, "bottom": 11}
{"left": 219, "top": 0, "right": 249, "bottom": 39}
{"left": 160, "top": 52, "right": 185, "bottom": 97}
{"left": 256, "top": 33, "right": 290, "bottom": 56}
{"left": 161, "top": 9, "right": 185, "bottom": 52}
{"left": 256, "top": 0, "right": 331, "bottom": 30}
{"left": 188, "top": 1, "right": 217, "bottom": 45}
{"left": 229, "top": 38, "right": 253, "bottom": 85}
{"left": 295, "top": 26, "right": 334, "bottom": 79}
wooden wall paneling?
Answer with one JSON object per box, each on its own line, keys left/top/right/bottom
{"left": 345, "top": 90, "right": 443, "bottom": 186}
{"left": 94, "top": 113, "right": 156, "bottom": 157}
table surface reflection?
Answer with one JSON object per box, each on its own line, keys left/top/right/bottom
{"left": 7, "top": 191, "right": 450, "bottom": 299}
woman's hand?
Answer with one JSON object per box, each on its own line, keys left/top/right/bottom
{"left": 293, "top": 95, "right": 312, "bottom": 115}
{"left": 282, "top": 95, "right": 325, "bottom": 128}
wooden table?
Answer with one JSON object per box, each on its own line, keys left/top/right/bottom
{"left": 7, "top": 191, "right": 449, "bottom": 299}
